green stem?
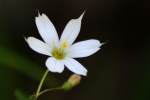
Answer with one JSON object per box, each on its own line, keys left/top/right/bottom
{"left": 35, "top": 69, "right": 49, "bottom": 98}
{"left": 38, "top": 87, "right": 62, "bottom": 97}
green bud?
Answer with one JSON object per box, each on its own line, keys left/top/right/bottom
{"left": 62, "top": 74, "right": 81, "bottom": 91}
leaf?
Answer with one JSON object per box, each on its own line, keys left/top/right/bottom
{"left": 15, "top": 89, "right": 32, "bottom": 100}
{"left": 0, "top": 47, "right": 58, "bottom": 86}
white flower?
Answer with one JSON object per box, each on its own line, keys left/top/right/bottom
{"left": 25, "top": 12, "right": 102, "bottom": 76}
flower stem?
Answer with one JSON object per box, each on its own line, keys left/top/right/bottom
{"left": 35, "top": 69, "right": 49, "bottom": 98}
{"left": 38, "top": 87, "right": 62, "bottom": 97}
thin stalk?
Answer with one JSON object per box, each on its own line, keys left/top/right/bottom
{"left": 35, "top": 69, "right": 49, "bottom": 98}
{"left": 38, "top": 87, "right": 62, "bottom": 97}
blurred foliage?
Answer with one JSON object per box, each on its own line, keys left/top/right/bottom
{"left": 0, "top": 47, "right": 42, "bottom": 81}
{"left": 15, "top": 89, "right": 31, "bottom": 100}
{"left": 0, "top": 46, "right": 58, "bottom": 84}
{"left": 0, "top": 46, "right": 59, "bottom": 99}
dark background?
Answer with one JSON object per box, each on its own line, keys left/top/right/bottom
{"left": 0, "top": 0, "right": 149, "bottom": 100}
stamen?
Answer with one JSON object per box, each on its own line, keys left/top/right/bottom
{"left": 51, "top": 47, "right": 65, "bottom": 60}
{"left": 61, "top": 41, "right": 68, "bottom": 49}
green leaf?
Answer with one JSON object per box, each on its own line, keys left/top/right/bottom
{"left": 0, "top": 47, "right": 42, "bottom": 80}
{"left": 15, "top": 89, "right": 32, "bottom": 100}
{"left": 0, "top": 47, "right": 58, "bottom": 86}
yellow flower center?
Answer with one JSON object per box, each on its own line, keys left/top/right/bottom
{"left": 51, "top": 41, "right": 68, "bottom": 60}
{"left": 61, "top": 41, "right": 68, "bottom": 49}
{"left": 51, "top": 48, "right": 65, "bottom": 60}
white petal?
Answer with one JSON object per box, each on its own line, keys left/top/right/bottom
{"left": 68, "top": 39, "right": 101, "bottom": 58}
{"left": 70, "top": 39, "right": 101, "bottom": 50}
{"left": 68, "top": 48, "right": 100, "bottom": 58}
{"left": 25, "top": 37, "right": 51, "bottom": 56}
{"left": 46, "top": 57, "right": 64, "bottom": 73}
{"left": 64, "top": 58, "right": 87, "bottom": 76}
{"left": 35, "top": 13, "right": 59, "bottom": 47}
{"left": 60, "top": 11, "right": 85, "bottom": 46}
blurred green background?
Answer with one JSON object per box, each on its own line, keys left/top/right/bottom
{"left": 0, "top": 0, "right": 149, "bottom": 100}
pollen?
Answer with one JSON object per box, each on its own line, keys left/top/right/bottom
{"left": 51, "top": 48, "right": 65, "bottom": 60}
{"left": 61, "top": 41, "right": 68, "bottom": 49}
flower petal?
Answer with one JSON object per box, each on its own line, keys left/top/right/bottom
{"left": 60, "top": 11, "right": 85, "bottom": 46}
{"left": 35, "top": 13, "right": 59, "bottom": 47}
{"left": 68, "top": 39, "right": 101, "bottom": 58}
{"left": 25, "top": 37, "right": 51, "bottom": 56}
{"left": 64, "top": 58, "right": 87, "bottom": 76}
{"left": 46, "top": 57, "right": 64, "bottom": 73}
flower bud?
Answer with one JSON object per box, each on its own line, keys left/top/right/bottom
{"left": 62, "top": 74, "right": 81, "bottom": 91}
